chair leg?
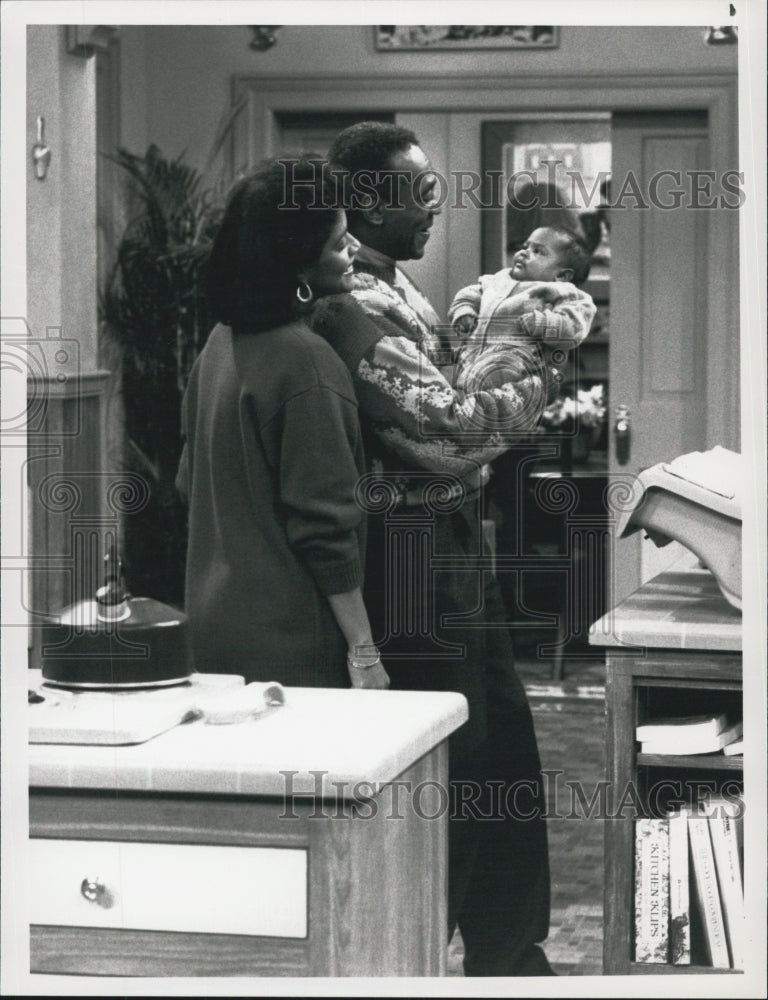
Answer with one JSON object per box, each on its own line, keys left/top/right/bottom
{"left": 551, "top": 609, "right": 566, "bottom": 681}
{"left": 550, "top": 565, "right": 568, "bottom": 681}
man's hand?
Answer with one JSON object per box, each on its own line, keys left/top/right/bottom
{"left": 452, "top": 314, "right": 477, "bottom": 337}
{"left": 527, "top": 283, "right": 562, "bottom": 307}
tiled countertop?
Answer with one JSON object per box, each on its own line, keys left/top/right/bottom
{"left": 589, "top": 564, "right": 741, "bottom": 652}
{"left": 29, "top": 685, "right": 468, "bottom": 799}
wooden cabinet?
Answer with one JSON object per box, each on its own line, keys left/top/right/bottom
{"left": 30, "top": 749, "right": 447, "bottom": 977}
{"left": 28, "top": 685, "right": 467, "bottom": 978}
{"left": 589, "top": 564, "right": 742, "bottom": 975}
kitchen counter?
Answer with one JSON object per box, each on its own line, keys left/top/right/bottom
{"left": 588, "top": 562, "right": 742, "bottom": 652}
{"left": 30, "top": 680, "right": 468, "bottom": 978}
{"left": 29, "top": 680, "right": 468, "bottom": 798}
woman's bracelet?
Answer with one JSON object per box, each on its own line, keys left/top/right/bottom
{"left": 347, "top": 647, "right": 381, "bottom": 671}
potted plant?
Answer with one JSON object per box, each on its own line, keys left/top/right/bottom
{"left": 100, "top": 142, "right": 232, "bottom": 604}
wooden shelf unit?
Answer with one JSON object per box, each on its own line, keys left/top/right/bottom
{"left": 589, "top": 565, "right": 742, "bottom": 976}
{"left": 636, "top": 752, "right": 743, "bottom": 772}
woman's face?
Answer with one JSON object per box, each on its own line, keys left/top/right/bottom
{"left": 302, "top": 211, "right": 360, "bottom": 298}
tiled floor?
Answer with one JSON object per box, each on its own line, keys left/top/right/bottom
{"left": 449, "top": 656, "right": 607, "bottom": 977}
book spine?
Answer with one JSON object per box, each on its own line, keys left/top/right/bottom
{"left": 709, "top": 812, "right": 744, "bottom": 969}
{"left": 634, "top": 818, "right": 670, "bottom": 963}
{"left": 688, "top": 816, "right": 730, "bottom": 968}
{"left": 668, "top": 810, "right": 690, "bottom": 964}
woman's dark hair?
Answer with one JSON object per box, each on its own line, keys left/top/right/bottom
{"left": 206, "top": 156, "right": 341, "bottom": 334}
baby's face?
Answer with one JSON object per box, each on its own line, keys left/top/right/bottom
{"left": 510, "top": 228, "right": 568, "bottom": 282}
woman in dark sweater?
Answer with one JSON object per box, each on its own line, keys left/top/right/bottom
{"left": 176, "top": 158, "right": 389, "bottom": 689}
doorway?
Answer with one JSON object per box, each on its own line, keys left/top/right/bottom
{"left": 482, "top": 116, "right": 611, "bottom": 458}
{"left": 481, "top": 109, "right": 716, "bottom": 661}
{"left": 232, "top": 72, "right": 738, "bottom": 608}
{"left": 274, "top": 110, "right": 394, "bottom": 157}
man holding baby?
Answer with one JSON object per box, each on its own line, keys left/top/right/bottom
{"left": 311, "top": 122, "right": 594, "bottom": 977}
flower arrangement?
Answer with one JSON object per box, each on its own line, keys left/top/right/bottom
{"left": 540, "top": 384, "right": 607, "bottom": 431}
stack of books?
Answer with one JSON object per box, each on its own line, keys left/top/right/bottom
{"left": 634, "top": 797, "right": 744, "bottom": 969}
{"left": 636, "top": 713, "right": 743, "bottom": 757}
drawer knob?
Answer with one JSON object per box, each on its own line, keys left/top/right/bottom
{"left": 80, "top": 876, "right": 108, "bottom": 905}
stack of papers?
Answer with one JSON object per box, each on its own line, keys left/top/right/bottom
{"left": 662, "top": 446, "right": 742, "bottom": 506}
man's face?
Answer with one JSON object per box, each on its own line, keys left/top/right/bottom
{"left": 379, "top": 144, "right": 441, "bottom": 261}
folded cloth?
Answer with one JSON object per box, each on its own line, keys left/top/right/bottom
{"left": 29, "top": 672, "right": 248, "bottom": 745}
{"left": 201, "top": 681, "right": 286, "bottom": 724}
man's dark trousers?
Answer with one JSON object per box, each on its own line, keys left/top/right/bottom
{"left": 364, "top": 493, "right": 553, "bottom": 977}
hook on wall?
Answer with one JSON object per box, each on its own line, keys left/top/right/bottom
{"left": 249, "top": 26, "right": 281, "bottom": 51}
{"left": 32, "top": 116, "right": 52, "bottom": 181}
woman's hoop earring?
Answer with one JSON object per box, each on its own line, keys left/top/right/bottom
{"left": 296, "top": 280, "right": 313, "bottom": 304}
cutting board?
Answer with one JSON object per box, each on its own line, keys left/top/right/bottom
{"left": 28, "top": 672, "right": 245, "bottom": 746}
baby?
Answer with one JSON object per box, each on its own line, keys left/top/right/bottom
{"left": 449, "top": 226, "right": 596, "bottom": 372}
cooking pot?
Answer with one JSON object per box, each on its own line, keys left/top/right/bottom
{"left": 41, "top": 549, "right": 193, "bottom": 688}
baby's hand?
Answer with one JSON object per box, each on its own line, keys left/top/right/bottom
{"left": 527, "top": 283, "right": 562, "bottom": 307}
{"left": 453, "top": 314, "right": 477, "bottom": 336}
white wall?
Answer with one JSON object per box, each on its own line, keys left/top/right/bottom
{"left": 27, "top": 26, "right": 98, "bottom": 369}
{"left": 120, "top": 25, "right": 737, "bottom": 172}
{"left": 117, "top": 25, "right": 737, "bottom": 319}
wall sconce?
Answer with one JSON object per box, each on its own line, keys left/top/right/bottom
{"left": 249, "top": 26, "right": 281, "bottom": 51}
{"left": 32, "top": 116, "right": 51, "bottom": 181}
{"left": 704, "top": 26, "right": 738, "bottom": 44}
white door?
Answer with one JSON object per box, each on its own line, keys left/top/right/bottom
{"left": 608, "top": 111, "right": 710, "bottom": 604}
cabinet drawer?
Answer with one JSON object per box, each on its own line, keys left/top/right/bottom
{"left": 30, "top": 839, "right": 307, "bottom": 938}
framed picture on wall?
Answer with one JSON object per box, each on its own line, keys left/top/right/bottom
{"left": 374, "top": 26, "right": 559, "bottom": 50}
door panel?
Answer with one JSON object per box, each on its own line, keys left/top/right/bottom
{"left": 274, "top": 111, "right": 393, "bottom": 157}
{"left": 608, "top": 112, "right": 709, "bottom": 603}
